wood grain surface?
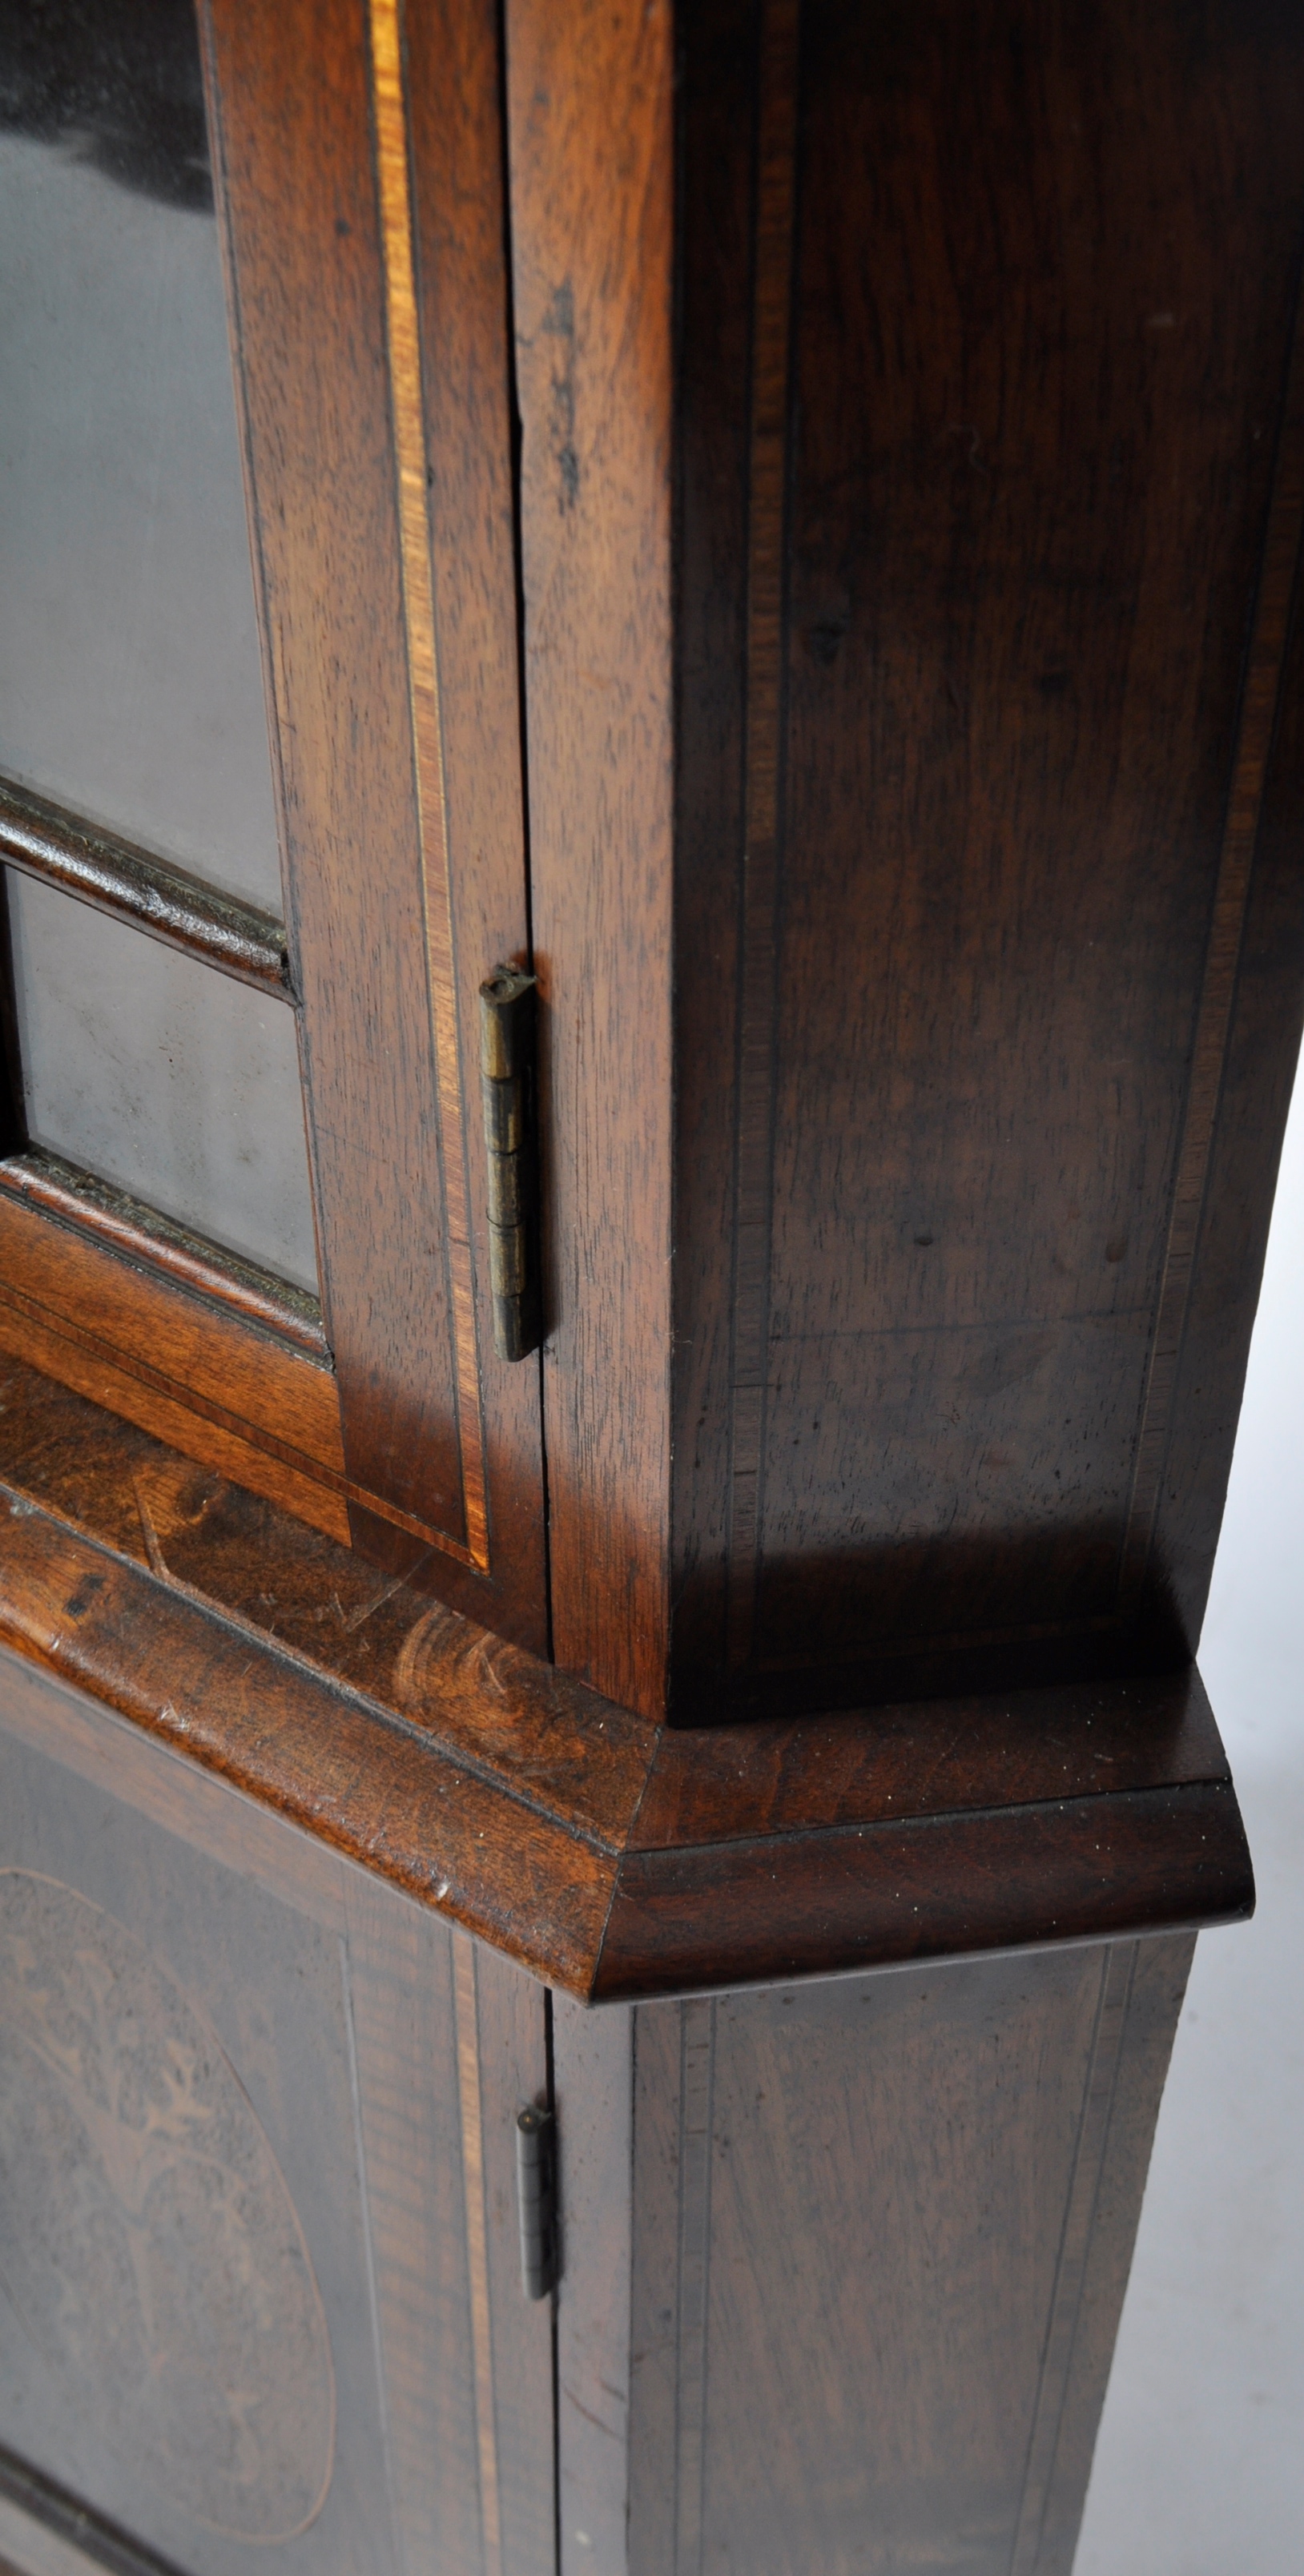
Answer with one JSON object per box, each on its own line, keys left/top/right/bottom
{"left": 0, "top": 1664, "right": 552, "bottom": 2576}
{"left": 593, "top": 1781, "right": 1243, "bottom": 2001}
{"left": 6, "top": 0, "right": 1298, "bottom": 1739}
{"left": 0, "top": 1354, "right": 1251, "bottom": 2000}
{"left": 667, "top": 0, "right": 1304, "bottom": 1721}
{"left": 0, "top": 1153, "right": 328, "bottom": 1357}
{"left": 505, "top": 0, "right": 676, "bottom": 1716}
{"left": 720, "top": 0, "right": 802, "bottom": 1675}
{"left": 630, "top": 1664, "right": 1230, "bottom": 1850}
{"left": 201, "top": 0, "right": 546, "bottom": 1641}
{"left": 0, "top": 1174, "right": 334, "bottom": 1430}
{"left": 0, "top": 1659, "right": 1201, "bottom": 2576}
{"left": 0, "top": 1189, "right": 349, "bottom": 1542}
{"left": 1118, "top": 268, "right": 1304, "bottom": 1608}
{"left": 1019, "top": 1934, "right": 1200, "bottom": 2575}
{"left": 0, "top": 1504, "right": 614, "bottom": 1999}
{"left": 610, "top": 1938, "right": 1194, "bottom": 2576}
{"left": 401, "top": 0, "right": 548, "bottom": 1538}
{"left": 0, "top": 1165, "right": 348, "bottom": 1541}
{"left": 1, "top": 18, "right": 1282, "bottom": 2570}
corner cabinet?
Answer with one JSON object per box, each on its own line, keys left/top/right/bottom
{"left": 1, "top": 2, "right": 1299, "bottom": 2571}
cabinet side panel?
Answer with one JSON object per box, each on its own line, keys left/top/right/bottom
{"left": 1028, "top": 1932, "right": 1197, "bottom": 2576}
{"left": 668, "top": 0, "right": 760, "bottom": 1693}
{"left": 670, "top": 0, "right": 1304, "bottom": 1721}
{"left": 505, "top": 0, "right": 675, "bottom": 1716}
{"left": 624, "top": 1946, "right": 1193, "bottom": 2576}
{"left": 1152, "top": 494, "right": 1304, "bottom": 1644}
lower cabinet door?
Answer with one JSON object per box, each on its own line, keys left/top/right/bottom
{"left": 0, "top": 1647, "right": 555, "bottom": 2576}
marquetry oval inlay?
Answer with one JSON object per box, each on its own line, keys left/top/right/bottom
{"left": 0, "top": 1873, "right": 334, "bottom": 2538}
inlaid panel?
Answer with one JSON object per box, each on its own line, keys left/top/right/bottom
{"left": 0, "top": 1647, "right": 554, "bottom": 2576}
{"left": 0, "top": 1734, "right": 388, "bottom": 2576}
{"left": 0, "top": 1874, "right": 334, "bottom": 2542}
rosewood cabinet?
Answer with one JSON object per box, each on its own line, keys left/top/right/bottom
{"left": 0, "top": 0, "right": 1298, "bottom": 2569}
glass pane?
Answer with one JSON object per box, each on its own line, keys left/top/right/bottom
{"left": 0, "top": 0, "right": 283, "bottom": 912}
{"left": 7, "top": 873, "right": 318, "bottom": 1293}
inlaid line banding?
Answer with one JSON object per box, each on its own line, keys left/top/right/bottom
{"left": 672, "top": 1996, "right": 716, "bottom": 2576}
{"left": 368, "top": 0, "right": 489, "bottom": 1572}
{"left": 725, "top": 0, "right": 802, "bottom": 1668}
{"left": 453, "top": 1934, "right": 505, "bottom": 2576}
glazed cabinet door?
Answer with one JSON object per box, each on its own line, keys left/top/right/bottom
{"left": 0, "top": 0, "right": 549, "bottom": 1653}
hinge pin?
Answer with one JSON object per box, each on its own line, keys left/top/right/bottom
{"left": 479, "top": 965, "right": 541, "bottom": 1362}
{"left": 515, "top": 2103, "right": 557, "bottom": 2300}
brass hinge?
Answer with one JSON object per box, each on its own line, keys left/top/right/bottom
{"left": 479, "top": 965, "right": 541, "bottom": 1362}
{"left": 515, "top": 2104, "right": 557, "bottom": 2299}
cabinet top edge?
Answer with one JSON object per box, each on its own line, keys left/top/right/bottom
{"left": 0, "top": 1355, "right": 1252, "bottom": 2002}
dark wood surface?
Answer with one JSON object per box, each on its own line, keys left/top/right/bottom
{"left": 201, "top": 0, "right": 548, "bottom": 1646}
{"left": 1153, "top": 349, "right": 1304, "bottom": 1656}
{"left": 1012, "top": 1940, "right": 1201, "bottom": 2576}
{"left": 2, "top": 0, "right": 554, "bottom": 1638}
{"left": 596, "top": 1780, "right": 1244, "bottom": 2002}
{"left": 0, "top": 1662, "right": 553, "bottom": 2576}
{"left": 666, "top": 0, "right": 1304, "bottom": 1721}
{"left": 0, "top": 784, "right": 289, "bottom": 994}
{"left": 555, "top": 1933, "right": 1194, "bottom": 2576}
{"left": 505, "top": 0, "right": 676, "bottom": 1716}
{"left": 1, "top": 1625, "right": 1202, "bottom": 2576}
{"left": 0, "top": 1154, "right": 327, "bottom": 1357}
{"left": 0, "top": 1353, "right": 1251, "bottom": 2001}
{"left": 630, "top": 1664, "right": 1227, "bottom": 1847}
{"left": 0, "top": 15, "right": 1278, "bottom": 2574}
{"left": 2, "top": 0, "right": 1300, "bottom": 1740}
{"left": 0, "top": 1163, "right": 349, "bottom": 1542}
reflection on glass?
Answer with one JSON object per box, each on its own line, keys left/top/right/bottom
{"left": 0, "top": 0, "right": 283, "bottom": 912}
{"left": 8, "top": 873, "right": 318, "bottom": 1293}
